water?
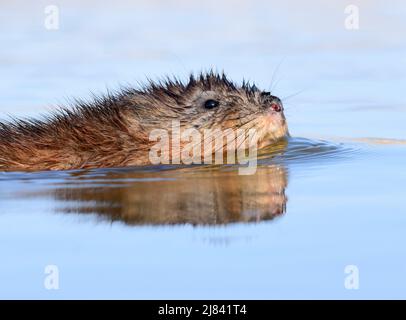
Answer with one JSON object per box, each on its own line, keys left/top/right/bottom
{"left": 0, "top": 0, "right": 406, "bottom": 299}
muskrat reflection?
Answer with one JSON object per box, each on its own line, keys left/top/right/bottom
{"left": 50, "top": 165, "right": 288, "bottom": 225}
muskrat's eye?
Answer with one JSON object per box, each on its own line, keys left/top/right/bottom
{"left": 204, "top": 99, "right": 219, "bottom": 109}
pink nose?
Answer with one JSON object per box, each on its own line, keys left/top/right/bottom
{"left": 271, "top": 102, "right": 282, "bottom": 112}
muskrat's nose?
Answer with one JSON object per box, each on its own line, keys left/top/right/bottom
{"left": 270, "top": 97, "right": 283, "bottom": 113}
{"left": 270, "top": 102, "right": 282, "bottom": 112}
{"left": 261, "top": 92, "right": 283, "bottom": 112}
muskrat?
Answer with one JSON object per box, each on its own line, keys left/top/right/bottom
{"left": 0, "top": 72, "right": 288, "bottom": 171}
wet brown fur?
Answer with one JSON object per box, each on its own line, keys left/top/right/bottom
{"left": 0, "top": 72, "right": 288, "bottom": 171}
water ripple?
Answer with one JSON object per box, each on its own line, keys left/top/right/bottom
{"left": 0, "top": 136, "right": 363, "bottom": 183}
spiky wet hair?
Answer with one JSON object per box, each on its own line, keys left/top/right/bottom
{"left": 140, "top": 71, "right": 260, "bottom": 97}
{"left": 0, "top": 71, "right": 260, "bottom": 132}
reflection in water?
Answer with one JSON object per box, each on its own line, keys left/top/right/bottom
{"left": 13, "top": 137, "right": 355, "bottom": 226}
{"left": 48, "top": 165, "right": 288, "bottom": 226}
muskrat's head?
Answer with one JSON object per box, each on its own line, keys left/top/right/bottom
{"left": 130, "top": 72, "right": 288, "bottom": 148}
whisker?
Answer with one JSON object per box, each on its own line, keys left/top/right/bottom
{"left": 270, "top": 74, "right": 285, "bottom": 93}
{"left": 282, "top": 89, "right": 306, "bottom": 101}
{"left": 282, "top": 102, "right": 306, "bottom": 111}
{"left": 269, "top": 57, "right": 286, "bottom": 93}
